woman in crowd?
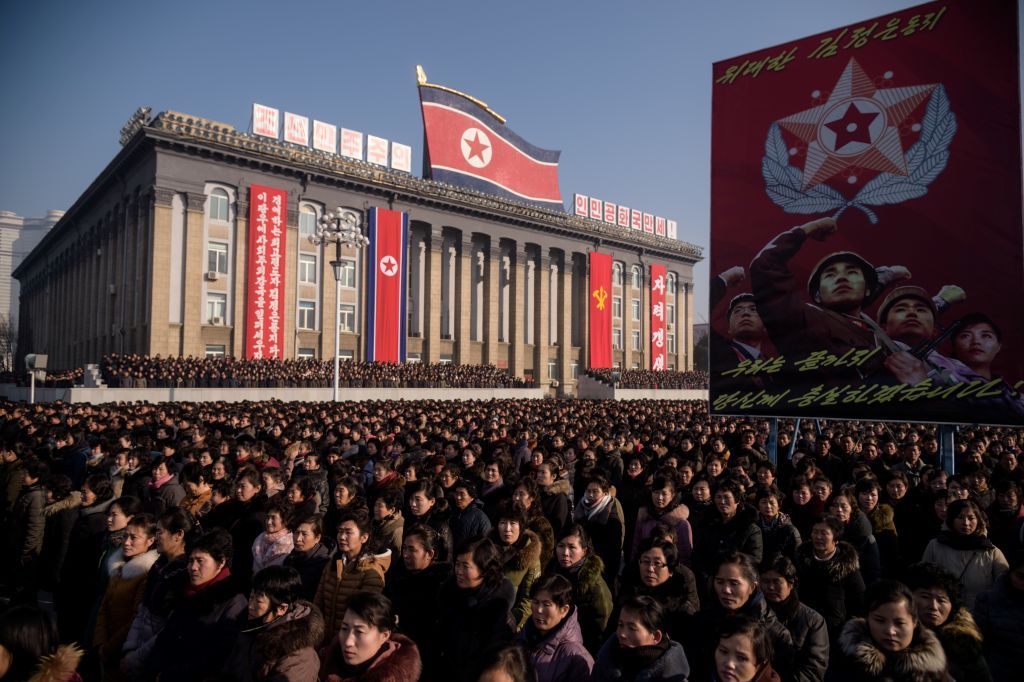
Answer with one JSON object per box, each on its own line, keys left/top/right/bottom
{"left": 572, "top": 471, "right": 625, "bottom": 589}
{"left": 479, "top": 454, "right": 511, "bottom": 521}
{"left": 251, "top": 495, "right": 295, "bottom": 574}
{"left": 591, "top": 595, "right": 690, "bottom": 682}
{"left": 491, "top": 506, "right": 543, "bottom": 629}
{"left": 179, "top": 462, "right": 213, "bottom": 518}
{"left": 630, "top": 473, "right": 692, "bottom": 566}
{"left": 921, "top": 499, "right": 1009, "bottom": 608}
{"left": 974, "top": 548, "right": 1024, "bottom": 682}
{"left": 222, "top": 565, "right": 324, "bottom": 682}
{"left": 784, "top": 475, "right": 823, "bottom": 540}
{"left": 121, "top": 508, "right": 193, "bottom": 678}
{"left": 437, "top": 537, "right": 515, "bottom": 682}
{"left": 548, "top": 524, "right": 613, "bottom": 653}
{"left": 986, "top": 480, "right": 1024, "bottom": 556}
{"left": 617, "top": 453, "right": 653, "bottom": 554}
{"left": 0, "top": 606, "right": 82, "bottom": 682}
{"left": 405, "top": 479, "right": 453, "bottom": 562}
{"left": 693, "top": 479, "right": 763, "bottom": 582}
{"left": 282, "top": 513, "right": 331, "bottom": 600}
{"left": 754, "top": 485, "right": 801, "bottom": 571}
{"left": 228, "top": 466, "right": 269, "bottom": 590}
{"left": 714, "top": 615, "right": 782, "bottom": 682}
{"left": 517, "top": 574, "right": 593, "bottom": 682}
{"left": 615, "top": 537, "right": 698, "bottom": 644}
{"left": 39, "top": 474, "right": 82, "bottom": 595}
{"left": 536, "top": 460, "right": 573, "bottom": 537}
{"left": 855, "top": 477, "right": 901, "bottom": 578}
{"left": 834, "top": 580, "right": 948, "bottom": 682}
{"left": 513, "top": 477, "right": 556, "bottom": 568}
{"left": 92, "top": 512, "right": 159, "bottom": 676}
{"left": 313, "top": 508, "right": 390, "bottom": 646}
{"left": 319, "top": 591, "right": 420, "bottom": 682}
{"left": 145, "top": 528, "right": 248, "bottom": 682}
{"left": 904, "top": 562, "right": 991, "bottom": 682}
{"left": 285, "top": 477, "right": 319, "bottom": 522}
{"left": 369, "top": 486, "right": 405, "bottom": 557}
{"left": 759, "top": 556, "right": 829, "bottom": 682}
{"left": 323, "top": 475, "right": 366, "bottom": 539}
{"left": 794, "top": 515, "right": 866, "bottom": 641}
{"left": 688, "top": 552, "right": 794, "bottom": 681}
{"left": 827, "top": 490, "right": 881, "bottom": 585}
{"left": 477, "top": 646, "right": 538, "bottom": 682}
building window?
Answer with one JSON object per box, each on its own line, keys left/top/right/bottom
{"left": 613, "top": 327, "right": 623, "bottom": 349}
{"left": 632, "top": 362, "right": 641, "bottom": 370}
{"left": 668, "top": 273, "right": 677, "bottom": 295}
{"left": 668, "top": 332, "right": 676, "bottom": 354}
{"left": 298, "top": 300, "right": 317, "bottom": 330}
{"left": 297, "top": 347, "right": 315, "bottom": 359}
{"left": 299, "top": 206, "right": 317, "bottom": 236}
{"left": 548, "top": 360, "right": 557, "bottom": 379}
{"left": 207, "top": 242, "right": 228, "bottom": 274}
{"left": 667, "top": 303, "right": 676, "bottom": 327}
{"left": 205, "top": 344, "right": 225, "bottom": 357}
{"left": 206, "top": 293, "right": 227, "bottom": 323}
{"left": 612, "top": 262, "right": 624, "bottom": 287}
{"left": 669, "top": 363, "right": 676, "bottom": 371}
{"left": 632, "top": 329, "right": 641, "bottom": 351}
{"left": 339, "top": 258, "right": 357, "bottom": 288}
{"left": 407, "top": 352, "right": 421, "bottom": 364}
{"left": 612, "top": 296, "right": 622, "bottom": 319}
{"left": 440, "top": 354, "right": 453, "bottom": 365}
{"left": 631, "top": 265, "right": 642, "bottom": 289}
{"left": 339, "top": 304, "right": 355, "bottom": 333}
{"left": 571, "top": 361, "right": 579, "bottom": 379}
{"left": 339, "top": 350, "right": 354, "bottom": 362}
{"left": 209, "top": 188, "right": 229, "bottom": 222}
{"left": 631, "top": 299, "right": 641, "bottom": 321}
{"left": 299, "top": 254, "right": 318, "bottom": 284}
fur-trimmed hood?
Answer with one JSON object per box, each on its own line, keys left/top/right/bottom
{"left": 839, "top": 618, "right": 947, "bottom": 682}
{"left": 44, "top": 490, "right": 82, "bottom": 517}
{"left": 108, "top": 548, "right": 160, "bottom": 581}
{"left": 545, "top": 477, "right": 573, "bottom": 497}
{"left": 796, "top": 540, "right": 860, "bottom": 582}
{"left": 29, "top": 643, "right": 83, "bottom": 682}
{"left": 256, "top": 600, "right": 325, "bottom": 663}
{"left": 494, "top": 529, "right": 542, "bottom": 572}
{"left": 869, "top": 503, "right": 898, "bottom": 534}
{"left": 935, "top": 606, "right": 983, "bottom": 661}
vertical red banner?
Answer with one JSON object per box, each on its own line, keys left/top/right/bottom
{"left": 589, "top": 252, "right": 613, "bottom": 369}
{"left": 650, "top": 264, "right": 667, "bottom": 370}
{"left": 366, "top": 207, "right": 408, "bottom": 362}
{"left": 245, "top": 184, "right": 287, "bottom": 359}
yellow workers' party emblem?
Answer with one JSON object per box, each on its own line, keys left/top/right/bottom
{"left": 592, "top": 286, "right": 608, "bottom": 311}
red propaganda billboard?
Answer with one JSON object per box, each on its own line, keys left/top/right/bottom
{"left": 651, "top": 265, "right": 667, "bottom": 371}
{"left": 589, "top": 252, "right": 613, "bottom": 369}
{"left": 366, "top": 208, "right": 408, "bottom": 363}
{"left": 710, "top": 1, "right": 1023, "bottom": 425}
{"left": 245, "top": 184, "right": 287, "bottom": 359}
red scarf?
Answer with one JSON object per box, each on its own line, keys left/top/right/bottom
{"left": 185, "top": 565, "right": 231, "bottom": 598}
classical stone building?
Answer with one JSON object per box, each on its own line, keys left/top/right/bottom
{"left": 13, "top": 109, "right": 701, "bottom": 395}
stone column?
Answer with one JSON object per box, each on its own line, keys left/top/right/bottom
{"left": 232, "top": 194, "right": 249, "bottom": 358}
{"left": 510, "top": 246, "right": 526, "bottom": 378}
{"left": 685, "top": 282, "right": 695, "bottom": 370}
{"left": 535, "top": 250, "right": 550, "bottom": 388}
{"left": 182, "top": 193, "right": 207, "bottom": 357}
{"left": 558, "top": 253, "right": 573, "bottom": 393}
{"left": 424, "top": 225, "right": 443, "bottom": 363}
{"left": 456, "top": 237, "right": 473, "bottom": 364}
{"left": 484, "top": 244, "right": 501, "bottom": 366}
{"left": 147, "top": 188, "right": 175, "bottom": 356}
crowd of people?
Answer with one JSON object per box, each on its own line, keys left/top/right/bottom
{"left": 586, "top": 369, "right": 709, "bottom": 390}
{"left": 0, "top": 397, "right": 1022, "bottom": 682}
{"left": 98, "top": 355, "right": 535, "bottom": 389}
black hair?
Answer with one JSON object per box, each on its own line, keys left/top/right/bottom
{"left": 0, "top": 605, "right": 59, "bottom": 681}
{"left": 22, "top": 458, "right": 48, "bottom": 482}
{"left": 715, "top": 550, "right": 759, "bottom": 586}
{"left": 235, "top": 466, "right": 262, "bottom": 489}
{"left": 762, "top": 555, "right": 798, "bottom": 585}
{"left": 211, "top": 479, "right": 233, "bottom": 499}
{"left": 813, "top": 515, "right": 846, "bottom": 540}
{"left": 637, "top": 536, "right": 679, "bottom": 571}
{"left": 651, "top": 473, "right": 677, "bottom": 493}
{"left": 344, "top": 591, "right": 399, "bottom": 632}
{"left": 865, "top": 580, "right": 917, "bottom": 620}
{"left": 158, "top": 507, "right": 195, "bottom": 537}
{"left": 454, "top": 536, "right": 504, "bottom": 590}
{"left": 402, "top": 523, "right": 440, "bottom": 556}
{"left": 295, "top": 513, "right": 324, "bottom": 537}
{"left": 714, "top": 478, "right": 745, "bottom": 500}
{"left": 264, "top": 494, "right": 294, "bottom": 527}
{"left": 477, "top": 645, "right": 537, "bottom": 682}
{"left": 374, "top": 486, "right": 404, "bottom": 513}
{"left": 529, "top": 573, "right": 574, "bottom": 607}
{"left": 754, "top": 484, "right": 784, "bottom": 504}
{"left": 189, "top": 528, "right": 234, "bottom": 568}
{"left": 252, "top": 565, "right": 302, "bottom": 609}
{"left": 127, "top": 512, "right": 158, "bottom": 538}
{"left": 717, "top": 614, "right": 774, "bottom": 669}
{"left": 111, "top": 495, "right": 144, "bottom": 518}
{"left": 289, "top": 476, "right": 317, "bottom": 501}
{"left": 336, "top": 507, "right": 372, "bottom": 536}
{"left": 42, "top": 473, "right": 73, "bottom": 501}
{"left": 904, "top": 562, "right": 962, "bottom": 608}
{"left": 556, "top": 523, "right": 594, "bottom": 555}
{"left": 452, "top": 477, "right": 478, "bottom": 498}
{"left": 180, "top": 462, "right": 207, "bottom": 487}
{"left": 619, "top": 594, "right": 666, "bottom": 635}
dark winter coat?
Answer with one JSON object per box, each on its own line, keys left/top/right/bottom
{"left": 146, "top": 572, "right": 248, "bottom": 682}
{"left": 631, "top": 501, "right": 693, "bottom": 565}
{"left": 406, "top": 508, "right": 454, "bottom": 562}
{"left": 551, "top": 553, "right": 614, "bottom": 653}
{"left": 448, "top": 498, "right": 492, "bottom": 550}
{"left": 973, "top": 574, "right": 1024, "bottom": 682}
{"left": 574, "top": 495, "right": 625, "bottom": 585}
{"left": 313, "top": 549, "right": 390, "bottom": 647}
{"left": 383, "top": 561, "right": 450, "bottom": 679}
{"left": 833, "top": 618, "right": 948, "bottom": 682}
{"left": 518, "top": 607, "right": 594, "bottom": 682}
{"left": 320, "top": 632, "right": 421, "bottom": 682}
{"left": 282, "top": 542, "right": 331, "bottom": 600}
{"left": 687, "top": 589, "right": 794, "bottom": 681}
{"left": 147, "top": 474, "right": 186, "bottom": 516}
{"left": 768, "top": 593, "right": 829, "bottom": 682}
{"left": 57, "top": 497, "right": 115, "bottom": 641}
{"left": 528, "top": 513, "right": 556, "bottom": 569}
{"left": 39, "top": 491, "right": 82, "bottom": 590}
{"left": 436, "top": 577, "right": 515, "bottom": 682}
{"left": 540, "top": 478, "right": 573, "bottom": 536}
{"left": 692, "top": 505, "right": 764, "bottom": 581}
{"left": 493, "top": 529, "right": 543, "bottom": 628}
{"left": 758, "top": 512, "right": 802, "bottom": 569}
{"left": 794, "top": 541, "right": 865, "bottom": 640}
{"left": 591, "top": 638, "right": 690, "bottom": 682}
{"left": 229, "top": 495, "right": 268, "bottom": 590}
{"left": 121, "top": 554, "right": 189, "bottom": 677}
{"left": 933, "top": 606, "right": 991, "bottom": 682}
{"left": 614, "top": 568, "right": 699, "bottom": 643}
{"left": 841, "top": 510, "right": 881, "bottom": 585}
{"left": 0, "top": 457, "right": 25, "bottom": 516}
{"left": 866, "top": 503, "right": 902, "bottom": 579}
{"left": 222, "top": 600, "right": 325, "bottom": 682}
{"left": 7, "top": 481, "right": 45, "bottom": 573}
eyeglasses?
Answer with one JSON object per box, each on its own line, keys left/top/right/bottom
{"left": 639, "top": 559, "right": 667, "bottom": 569}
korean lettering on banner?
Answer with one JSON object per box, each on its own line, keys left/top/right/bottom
{"left": 252, "top": 104, "right": 279, "bottom": 139}
{"left": 617, "top": 205, "right": 630, "bottom": 228}
{"left": 667, "top": 220, "right": 678, "bottom": 239}
{"left": 341, "top": 128, "right": 363, "bottom": 160}
{"left": 650, "top": 264, "right": 667, "bottom": 371}
{"left": 603, "top": 202, "right": 617, "bottom": 224}
{"left": 312, "top": 120, "right": 337, "bottom": 153}
{"left": 710, "top": 1, "right": 1024, "bottom": 426}
{"left": 367, "top": 135, "right": 389, "bottom": 166}
{"left": 655, "top": 216, "right": 666, "bottom": 237}
{"left": 391, "top": 142, "right": 412, "bottom": 173}
{"left": 246, "top": 185, "right": 287, "bottom": 359}
{"left": 643, "top": 213, "right": 654, "bottom": 234}
{"left": 574, "top": 194, "right": 589, "bottom": 217}
{"left": 589, "top": 197, "right": 603, "bottom": 220}
{"left": 630, "top": 209, "right": 642, "bottom": 231}
{"left": 283, "top": 112, "right": 309, "bottom": 145}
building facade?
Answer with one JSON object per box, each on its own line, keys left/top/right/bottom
{"left": 14, "top": 110, "right": 701, "bottom": 395}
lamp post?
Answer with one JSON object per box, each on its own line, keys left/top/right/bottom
{"left": 309, "top": 207, "right": 368, "bottom": 402}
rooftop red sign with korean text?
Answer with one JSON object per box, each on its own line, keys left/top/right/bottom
{"left": 709, "top": 1, "right": 1023, "bottom": 425}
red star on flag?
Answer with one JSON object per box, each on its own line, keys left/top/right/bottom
{"left": 464, "top": 131, "right": 489, "bottom": 163}
{"left": 777, "top": 58, "right": 937, "bottom": 189}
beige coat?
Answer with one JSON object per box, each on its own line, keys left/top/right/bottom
{"left": 921, "top": 538, "right": 1008, "bottom": 609}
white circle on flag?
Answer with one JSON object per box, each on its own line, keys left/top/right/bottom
{"left": 460, "top": 128, "right": 492, "bottom": 168}
{"left": 379, "top": 255, "right": 399, "bottom": 277}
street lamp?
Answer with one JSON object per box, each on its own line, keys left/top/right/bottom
{"left": 309, "top": 207, "right": 368, "bottom": 402}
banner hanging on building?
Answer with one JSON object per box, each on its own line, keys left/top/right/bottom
{"left": 366, "top": 207, "right": 408, "bottom": 363}
{"left": 710, "top": 1, "right": 1023, "bottom": 425}
{"left": 418, "top": 69, "right": 562, "bottom": 211}
{"left": 589, "top": 251, "right": 613, "bottom": 369}
{"left": 650, "top": 264, "right": 667, "bottom": 371}
{"left": 245, "top": 184, "right": 287, "bottom": 359}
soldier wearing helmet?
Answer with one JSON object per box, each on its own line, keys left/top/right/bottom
{"left": 710, "top": 266, "right": 775, "bottom": 393}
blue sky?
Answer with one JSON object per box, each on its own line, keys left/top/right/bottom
{"left": 0, "top": 0, "right": 1013, "bottom": 321}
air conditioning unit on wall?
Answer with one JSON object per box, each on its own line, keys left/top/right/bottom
{"left": 210, "top": 316, "right": 223, "bottom": 326}
{"left": 205, "top": 271, "right": 220, "bottom": 281}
